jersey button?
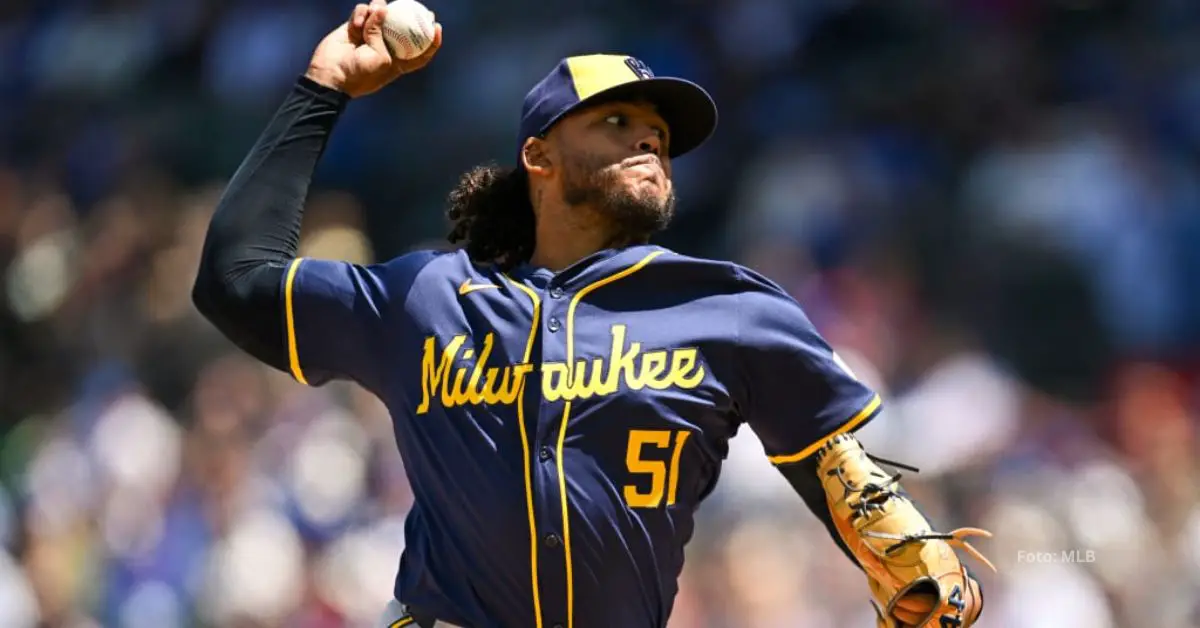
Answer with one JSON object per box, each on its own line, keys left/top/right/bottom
{"left": 549, "top": 286, "right": 564, "bottom": 299}
{"left": 539, "top": 446, "right": 552, "bottom": 461}
{"left": 547, "top": 317, "right": 561, "bottom": 332}
{"left": 544, "top": 534, "right": 561, "bottom": 548}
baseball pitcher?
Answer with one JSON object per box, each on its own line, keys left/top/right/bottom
{"left": 192, "top": 2, "right": 995, "bottom": 627}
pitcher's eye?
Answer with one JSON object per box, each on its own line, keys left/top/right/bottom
{"left": 604, "top": 114, "right": 627, "bottom": 127}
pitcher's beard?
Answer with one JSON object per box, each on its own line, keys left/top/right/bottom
{"left": 561, "top": 154, "right": 676, "bottom": 242}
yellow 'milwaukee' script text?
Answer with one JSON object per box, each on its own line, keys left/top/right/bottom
{"left": 414, "top": 324, "right": 705, "bottom": 414}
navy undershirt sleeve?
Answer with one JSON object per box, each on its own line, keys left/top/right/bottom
{"left": 192, "top": 76, "right": 349, "bottom": 373}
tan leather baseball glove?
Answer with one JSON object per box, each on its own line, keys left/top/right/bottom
{"left": 815, "top": 434, "right": 996, "bottom": 628}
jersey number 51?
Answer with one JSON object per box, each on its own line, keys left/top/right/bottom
{"left": 624, "top": 430, "right": 691, "bottom": 508}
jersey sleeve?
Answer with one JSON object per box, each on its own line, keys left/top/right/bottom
{"left": 733, "top": 268, "right": 882, "bottom": 466}
{"left": 282, "top": 250, "right": 437, "bottom": 392}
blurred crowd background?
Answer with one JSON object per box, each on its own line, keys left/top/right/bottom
{"left": 1, "top": 0, "right": 1199, "bottom": 626}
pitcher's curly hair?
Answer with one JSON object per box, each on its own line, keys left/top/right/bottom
{"left": 445, "top": 164, "right": 536, "bottom": 270}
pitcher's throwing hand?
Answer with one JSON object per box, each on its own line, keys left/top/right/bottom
{"left": 305, "top": 0, "right": 442, "bottom": 98}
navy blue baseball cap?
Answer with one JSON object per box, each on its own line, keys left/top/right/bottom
{"left": 517, "top": 54, "right": 718, "bottom": 162}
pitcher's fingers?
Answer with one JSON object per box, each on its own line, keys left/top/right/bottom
{"left": 351, "top": 3, "right": 369, "bottom": 29}
{"left": 367, "top": 0, "right": 388, "bottom": 32}
{"left": 414, "top": 23, "right": 442, "bottom": 62}
{"left": 430, "top": 23, "right": 443, "bottom": 52}
{"left": 346, "top": 3, "right": 369, "bottom": 45}
{"left": 361, "top": 1, "right": 391, "bottom": 57}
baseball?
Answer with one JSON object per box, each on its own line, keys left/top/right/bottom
{"left": 381, "top": 0, "right": 436, "bottom": 60}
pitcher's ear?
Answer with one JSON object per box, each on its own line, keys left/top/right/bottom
{"left": 522, "top": 137, "right": 552, "bottom": 175}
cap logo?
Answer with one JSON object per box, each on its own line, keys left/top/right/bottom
{"left": 624, "top": 57, "right": 654, "bottom": 80}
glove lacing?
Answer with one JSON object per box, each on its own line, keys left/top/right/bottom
{"left": 819, "top": 436, "right": 997, "bottom": 573}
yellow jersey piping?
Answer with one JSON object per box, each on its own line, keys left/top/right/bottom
{"left": 284, "top": 258, "right": 309, "bottom": 385}
{"left": 502, "top": 274, "right": 545, "bottom": 628}
{"left": 767, "top": 393, "right": 882, "bottom": 465}
{"left": 559, "top": 250, "right": 664, "bottom": 628}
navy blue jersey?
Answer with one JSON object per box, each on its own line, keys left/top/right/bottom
{"left": 282, "top": 243, "right": 881, "bottom": 628}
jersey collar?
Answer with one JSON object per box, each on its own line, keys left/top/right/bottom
{"left": 506, "top": 244, "right": 663, "bottom": 289}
